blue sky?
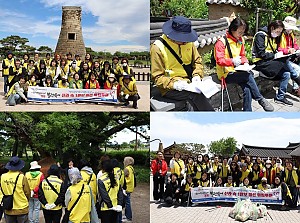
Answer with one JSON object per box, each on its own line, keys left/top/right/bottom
{"left": 150, "top": 113, "right": 300, "bottom": 151}
{"left": 0, "top": 0, "right": 149, "bottom": 53}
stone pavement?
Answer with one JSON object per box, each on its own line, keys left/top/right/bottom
{"left": 150, "top": 175, "right": 300, "bottom": 223}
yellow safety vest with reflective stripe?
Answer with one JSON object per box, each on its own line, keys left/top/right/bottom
{"left": 68, "top": 182, "right": 91, "bottom": 223}
{"left": 48, "top": 67, "right": 57, "bottom": 79}
{"left": 26, "top": 81, "right": 37, "bottom": 86}
{"left": 216, "top": 36, "right": 245, "bottom": 79}
{"left": 252, "top": 31, "right": 277, "bottom": 63}
{"left": 121, "top": 81, "right": 137, "bottom": 95}
{"left": 280, "top": 32, "right": 295, "bottom": 49}
{"left": 80, "top": 170, "right": 97, "bottom": 202}
{"left": 45, "top": 59, "right": 51, "bottom": 69}
{"left": 99, "top": 173, "right": 120, "bottom": 211}
{"left": 195, "top": 164, "right": 202, "bottom": 180}
{"left": 3, "top": 58, "right": 15, "bottom": 75}
{"left": 9, "top": 66, "right": 23, "bottom": 83}
{"left": 198, "top": 180, "right": 209, "bottom": 187}
{"left": 0, "top": 171, "right": 28, "bottom": 210}
{"left": 285, "top": 169, "right": 299, "bottom": 185}
{"left": 184, "top": 182, "right": 194, "bottom": 192}
{"left": 251, "top": 171, "right": 260, "bottom": 181}
{"left": 125, "top": 165, "right": 135, "bottom": 193}
{"left": 186, "top": 164, "right": 194, "bottom": 175}
{"left": 240, "top": 169, "right": 250, "bottom": 182}
{"left": 153, "top": 34, "right": 193, "bottom": 78}
{"left": 41, "top": 175, "right": 63, "bottom": 210}
{"left": 219, "top": 164, "right": 229, "bottom": 178}
{"left": 86, "top": 80, "right": 98, "bottom": 89}
{"left": 25, "top": 172, "right": 42, "bottom": 191}
{"left": 114, "top": 167, "right": 125, "bottom": 188}
{"left": 58, "top": 80, "right": 68, "bottom": 88}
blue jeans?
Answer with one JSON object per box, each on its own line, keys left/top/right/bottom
{"left": 275, "top": 63, "right": 291, "bottom": 100}
{"left": 28, "top": 198, "right": 40, "bottom": 223}
{"left": 117, "top": 212, "right": 122, "bottom": 223}
{"left": 3, "top": 76, "right": 8, "bottom": 94}
{"left": 226, "top": 71, "right": 263, "bottom": 111}
{"left": 287, "top": 61, "right": 300, "bottom": 89}
{"left": 125, "top": 193, "right": 132, "bottom": 220}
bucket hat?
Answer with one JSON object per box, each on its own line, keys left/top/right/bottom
{"left": 5, "top": 156, "right": 25, "bottom": 171}
{"left": 162, "top": 16, "right": 198, "bottom": 42}
{"left": 283, "top": 16, "right": 299, "bottom": 31}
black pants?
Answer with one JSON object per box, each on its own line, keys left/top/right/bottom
{"left": 125, "top": 95, "right": 139, "bottom": 108}
{"left": 42, "top": 209, "right": 62, "bottom": 223}
{"left": 288, "top": 186, "right": 299, "bottom": 208}
{"left": 164, "top": 193, "right": 180, "bottom": 205}
{"left": 0, "top": 206, "right": 3, "bottom": 222}
{"left": 164, "top": 90, "right": 214, "bottom": 111}
{"left": 153, "top": 175, "right": 165, "bottom": 200}
{"left": 100, "top": 210, "right": 117, "bottom": 223}
{"left": 180, "top": 191, "right": 190, "bottom": 204}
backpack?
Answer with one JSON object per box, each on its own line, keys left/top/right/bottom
{"left": 210, "top": 35, "right": 233, "bottom": 67}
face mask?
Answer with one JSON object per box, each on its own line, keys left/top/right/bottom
{"left": 276, "top": 163, "right": 281, "bottom": 167}
{"left": 109, "top": 78, "right": 115, "bottom": 82}
{"left": 271, "top": 32, "right": 278, "bottom": 38}
{"left": 122, "top": 63, "right": 127, "bottom": 67}
{"left": 72, "top": 64, "right": 76, "bottom": 68}
{"left": 286, "top": 29, "right": 292, "bottom": 34}
{"left": 266, "top": 164, "right": 271, "bottom": 168}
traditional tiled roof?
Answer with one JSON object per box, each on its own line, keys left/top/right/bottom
{"left": 150, "top": 16, "right": 230, "bottom": 48}
{"left": 241, "top": 144, "right": 293, "bottom": 159}
{"left": 286, "top": 142, "right": 300, "bottom": 148}
{"left": 206, "top": 0, "right": 242, "bottom": 6}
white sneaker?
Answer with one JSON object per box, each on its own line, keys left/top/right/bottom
{"left": 122, "top": 219, "right": 132, "bottom": 223}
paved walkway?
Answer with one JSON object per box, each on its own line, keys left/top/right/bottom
{"left": 150, "top": 175, "right": 300, "bottom": 223}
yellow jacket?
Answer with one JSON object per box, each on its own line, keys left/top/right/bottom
{"left": 80, "top": 170, "right": 97, "bottom": 203}
{"left": 121, "top": 81, "right": 138, "bottom": 96}
{"left": 99, "top": 173, "right": 120, "bottom": 211}
{"left": 125, "top": 165, "right": 135, "bottom": 193}
{"left": 40, "top": 175, "right": 63, "bottom": 210}
{"left": 151, "top": 34, "right": 204, "bottom": 95}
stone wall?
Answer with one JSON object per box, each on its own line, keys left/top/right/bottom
{"left": 55, "top": 6, "right": 86, "bottom": 58}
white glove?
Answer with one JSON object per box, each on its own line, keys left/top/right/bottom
{"left": 45, "top": 204, "right": 51, "bottom": 210}
{"left": 274, "top": 52, "right": 283, "bottom": 59}
{"left": 120, "top": 91, "right": 124, "bottom": 96}
{"left": 173, "top": 80, "right": 189, "bottom": 91}
{"left": 192, "top": 76, "right": 201, "bottom": 83}
{"left": 125, "top": 94, "right": 129, "bottom": 99}
{"left": 115, "top": 205, "right": 122, "bottom": 212}
{"left": 232, "top": 56, "right": 241, "bottom": 67}
{"left": 180, "top": 169, "right": 185, "bottom": 176}
{"left": 197, "top": 167, "right": 201, "bottom": 172}
{"left": 181, "top": 179, "right": 186, "bottom": 186}
{"left": 49, "top": 203, "right": 56, "bottom": 209}
{"left": 31, "top": 191, "right": 34, "bottom": 197}
{"left": 112, "top": 86, "right": 117, "bottom": 90}
{"left": 123, "top": 189, "right": 127, "bottom": 196}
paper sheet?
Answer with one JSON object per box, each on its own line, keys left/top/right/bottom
{"left": 235, "top": 64, "right": 256, "bottom": 72}
{"left": 185, "top": 77, "right": 220, "bottom": 98}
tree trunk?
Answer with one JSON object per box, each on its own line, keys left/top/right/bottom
{"left": 135, "top": 126, "right": 138, "bottom": 151}
{"left": 12, "top": 136, "right": 19, "bottom": 157}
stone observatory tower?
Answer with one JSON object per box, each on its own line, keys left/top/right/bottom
{"left": 55, "top": 6, "right": 86, "bottom": 57}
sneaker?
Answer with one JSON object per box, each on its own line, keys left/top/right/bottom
{"left": 274, "top": 97, "right": 293, "bottom": 106}
{"left": 122, "top": 219, "right": 132, "bottom": 222}
{"left": 280, "top": 205, "right": 287, "bottom": 211}
{"left": 258, "top": 98, "right": 274, "bottom": 111}
{"left": 123, "top": 102, "right": 129, "bottom": 107}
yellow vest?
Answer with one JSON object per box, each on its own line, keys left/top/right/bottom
{"left": 170, "top": 159, "right": 185, "bottom": 177}
{"left": 257, "top": 183, "right": 269, "bottom": 190}
{"left": 198, "top": 180, "right": 209, "bottom": 187}
{"left": 184, "top": 182, "right": 194, "bottom": 191}
{"left": 58, "top": 80, "right": 68, "bottom": 88}
{"left": 216, "top": 36, "right": 245, "bottom": 79}
{"left": 125, "top": 165, "right": 135, "bottom": 193}
{"left": 9, "top": 66, "right": 23, "bottom": 83}
{"left": 251, "top": 171, "right": 260, "bottom": 181}
{"left": 80, "top": 170, "right": 97, "bottom": 203}
{"left": 114, "top": 167, "right": 125, "bottom": 188}
{"left": 48, "top": 67, "right": 57, "bottom": 79}
{"left": 186, "top": 164, "right": 194, "bottom": 175}
{"left": 219, "top": 164, "right": 229, "bottom": 178}
{"left": 45, "top": 59, "right": 51, "bottom": 68}
{"left": 240, "top": 169, "right": 250, "bottom": 182}
{"left": 285, "top": 169, "right": 299, "bottom": 185}
{"left": 41, "top": 176, "right": 63, "bottom": 210}
{"left": 1, "top": 171, "right": 28, "bottom": 210}
{"left": 225, "top": 182, "right": 234, "bottom": 187}
{"left": 68, "top": 182, "right": 91, "bottom": 223}
{"left": 99, "top": 173, "right": 120, "bottom": 211}
{"left": 86, "top": 80, "right": 98, "bottom": 89}
{"left": 25, "top": 172, "right": 42, "bottom": 191}
{"left": 3, "top": 58, "right": 15, "bottom": 75}
{"left": 7, "top": 82, "right": 23, "bottom": 97}
{"left": 26, "top": 81, "right": 37, "bottom": 86}
{"left": 280, "top": 32, "right": 295, "bottom": 49}
{"left": 195, "top": 164, "right": 202, "bottom": 180}
{"left": 122, "top": 81, "right": 137, "bottom": 95}
{"left": 153, "top": 34, "right": 193, "bottom": 79}
{"left": 252, "top": 31, "right": 277, "bottom": 63}
{"left": 76, "top": 60, "right": 82, "bottom": 68}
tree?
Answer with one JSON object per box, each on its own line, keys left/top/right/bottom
{"left": 0, "top": 35, "right": 29, "bottom": 52}
{"left": 169, "top": 143, "right": 206, "bottom": 157}
{"left": 0, "top": 112, "right": 150, "bottom": 166}
{"left": 19, "top": 45, "right": 36, "bottom": 54}
{"left": 37, "top": 46, "right": 53, "bottom": 53}
{"left": 208, "top": 137, "right": 238, "bottom": 158}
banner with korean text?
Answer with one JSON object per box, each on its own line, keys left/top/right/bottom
{"left": 27, "top": 86, "right": 118, "bottom": 103}
{"left": 191, "top": 187, "right": 282, "bottom": 205}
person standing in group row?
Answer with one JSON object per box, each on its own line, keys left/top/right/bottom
{"left": 151, "top": 16, "right": 214, "bottom": 111}
{"left": 0, "top": 157, "right": 31, "bottom": 223}
{"left": 151, "top": 151, "right": 168, "bottom": 203}
{"left": 25, "top": 161, "right": 44, "bottom": 223}
{"left": 123, "top": 157, "right": 135, "bottom": 222}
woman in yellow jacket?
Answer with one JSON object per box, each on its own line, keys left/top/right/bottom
{"left": 120, "top": 75, "right": 139, "bottom": 109}
{"left": 98, "top": 160, "right": 123, "bottom": 223}
{"left": 64, "top": 168, "right": 98, "bottom": 223}
{"left": 123, "top": 157, "right": 135, "bottom": 222}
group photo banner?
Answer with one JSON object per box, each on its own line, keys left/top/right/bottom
{"left": 27, "top": 86, "right": 118, "bottom": 103}
{"left": 191, "top": 187, "right": 282, "bottom": 205}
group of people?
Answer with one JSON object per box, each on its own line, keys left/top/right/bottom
{"left": 0, "top": 155, "right": 136, "bottom": 223}
{"left": 2, "top": 53, "right": 140, "bottom": 108}
{"left": 151, "top": 15, "right": 300, "bottom": 111}
{"left": 151, "top": 151, "right": 300, "bottom": 210}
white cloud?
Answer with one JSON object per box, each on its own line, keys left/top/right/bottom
{"left": 150, "top": 113, "right": 300, "bottom": 152}
{"left": 86, "top": 44, "right": 148, "bottom": 53}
